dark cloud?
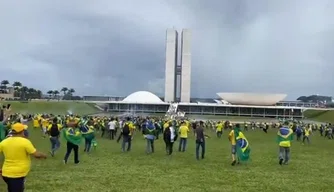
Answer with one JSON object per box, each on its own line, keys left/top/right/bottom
{"left": 1, "top": 0, "right": 333, "bottom": 100}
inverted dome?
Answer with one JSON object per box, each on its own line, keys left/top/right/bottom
{"left": 123, "top": 91, "right": 164, "bottom": 103}
{"left": 217, "top": 92, "right": 287, "bottom": 106}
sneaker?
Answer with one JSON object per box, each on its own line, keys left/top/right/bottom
{"left": 49, "top": 151, "right": 54, "bottom": 157}
{"left": 231, "top": 160, "right": 236, "bottom": 166}
{"left": 63, "top": 160, "right": 67, "bottom": 164}
{"left": 279, "top": 158, "right": 283, "bottom": 165}
{"left": 75, "top": 161, "right": 80, "bottom": 165}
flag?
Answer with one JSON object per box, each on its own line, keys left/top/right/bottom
{"left": 234, "top": 127, "right": 251, "bottom": 162}
{"left": 235, "top": 132, "right": 251, "bottom": 162}
{"left": 81, "top": 126, "right": 95, "bottom": 140}
{"left": 0, "top": 122, "right": 5, "bottom": 142}
{"left": 277, "top": 127, "right": 293, "bottom": 143}
{"left": 62, "top": 127, "right": 82, "bottom": 145}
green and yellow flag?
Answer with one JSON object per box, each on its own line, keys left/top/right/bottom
{"left": 234, "top": 127, "right": 251, "bottom": 162}
{"left": 62, "top": 127, "right": 82, "bottom": 145}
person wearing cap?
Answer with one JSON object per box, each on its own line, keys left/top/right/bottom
{"left": 0, "top": 123, "right": 47, "bottom": 192}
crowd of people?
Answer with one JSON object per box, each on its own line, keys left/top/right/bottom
{"left": 0, "top": 106, "right": 333, "bottom": 191}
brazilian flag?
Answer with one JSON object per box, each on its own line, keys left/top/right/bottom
{"left": 62, "top": 127, "right": 82, "bottom": 145}
{"left": 0, "top": 122, "right": 5, "bottom": 142}
{"left": 234, "top": 128, "right": 251, "bottom": 162}
{"left": 81, "top": 125, "right": 95, "bottom": 140}
{"left": 277, "top": 127, "right": 293, "bottom": 143}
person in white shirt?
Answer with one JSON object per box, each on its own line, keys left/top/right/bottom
{"left": 108, "top": 117, "right": 116, "bottom": 140}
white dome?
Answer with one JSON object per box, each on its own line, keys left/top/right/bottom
{"left": 123, "top": 91, "right": 164, "bottom": 103}
{"left": 216, "top": 92, "right": 287, "bottom": 106}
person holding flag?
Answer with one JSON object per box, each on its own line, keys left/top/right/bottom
{"left": 228, "top": 124, "right": 251, "bottom": 166}
{"left": 80, "top": 119, "right": 96, "bottom": 153}
{"left": 277, "top": 121, "right": 294, "bottom": 165}
{"left": 63, "top": 121, "right": 82, "bottom": 164}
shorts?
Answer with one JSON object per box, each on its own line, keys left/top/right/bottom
{"left": 231, "top": 145, "right": 236, "bottom": 154}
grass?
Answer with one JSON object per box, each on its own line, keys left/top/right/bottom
{"left": 304, "top": 109, "right": 334, "bottom": 123}
{"left": 1, "top": 126, "right": 334, "bottom": 192}
{"left": 0, "top": 101, "right": 99, "bottom": 115}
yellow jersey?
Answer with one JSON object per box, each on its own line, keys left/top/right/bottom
{"left": 0, "top": 137, "right": 36, "bottom": 178}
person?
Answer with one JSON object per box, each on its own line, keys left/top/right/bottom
{"left": 143, "top": 120, "right": 157, "bottom": 154}
{"left": 216, "top": 121, "right": 223, "bottom": 138}
{"left": 302, "top": 125, "right": 312, "bottom": 145}
{"left": 81, "top": 122, "right": 95, "bottom": 153}
{"left": 231, "top": 124, "right": 251, "bottom": 165}
{"left": 277, "top": 122, "right": 294, "bottom": 165}
{"left": 0, "top": 123, "right": 47, "bottom": 192}
{"left": 228, "top": 124, "right": 238, "bottom": 165}
{"left": 178, "top": 121, "right": 189, "bottom": 152}
{"left": 63, "top": 122, "right": 81, "bottom": 164}
{"left": 48, "top": 117, "right": 62, "bottom": 157}
{"left": 295, "top": 125, "right": 302, "bottom": 141}
{"left": 195, "top": 121, "right": 208, "bottom": 160}
{"left": 108, "top": 117, "right": 116, "bottom": 140}
{"left": 117, "top": 117, "right": 133, "bottom": 152}
{"left": 163, "top": 121, "right": 178, "bottom": 155}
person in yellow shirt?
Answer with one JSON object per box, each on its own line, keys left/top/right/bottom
{"left": 216, "top": 121, "right": 223, "bottom": 138}
{"left": 228, "top": 126, "right": 239, "bottom": 165}
{"left": 163, "top": 120, "right": 169, "bottom": 131}
{"left": 178, "top": 121, "right": 189, "bottom": 152}
{"left": 0, "top": 123, "right": 47, "bottom": 192}
{"left": 302, "top": 125, "right": 312, "bottom": 145}
{"left": 41, "top": 118, "right": 49, "bottom": 137}
{"left": 33, "top": 117, "right": 40, "bottom": 129}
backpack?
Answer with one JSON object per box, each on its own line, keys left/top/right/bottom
{"left": 50, "top": 123, "right": 60, "bottom": 137}
{"left": 122, "top": 123, "right": 130, "bottom": 136}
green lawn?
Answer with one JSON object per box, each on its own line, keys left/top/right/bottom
{"left": 0, "top": 101, "right": 99, "bottom": 115}
{"left": 304, "top": 109, "right": 334, "bottom": 123}
{"left": 1, "top": 127, "right": 333, "bottom": 192}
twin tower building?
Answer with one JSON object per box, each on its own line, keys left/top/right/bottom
{"left": 164, "top": 28, "right": 191, "bottom": 103}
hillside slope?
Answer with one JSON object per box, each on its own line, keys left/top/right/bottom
{"left": 1, "top": 101, "right": 99, "bottom": 115}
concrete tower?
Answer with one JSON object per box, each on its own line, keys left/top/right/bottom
{"left": 180, "top": 29, "right": 191, "bottom": 103}
{"left": 164, "top": 29, "right": 178, "bottom": 102}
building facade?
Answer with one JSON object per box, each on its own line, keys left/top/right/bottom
{"left": 180, "top": 29, "right": 191, "bottom": 103}
{"left": 105, "top": 102, "right": 304, "bottom": 119}
{"left": 164, "top": 29, "right": 178, "bottom": 102}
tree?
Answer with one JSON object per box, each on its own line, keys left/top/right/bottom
{"left": 36, "top": 90, "right": 42, "bottom": 99}
{"left": 47, "top": 90, "right": 53, "bottom": 98}
{"left": 0, "top": 80, "right": 9, "bottom": 92}
{"left": 20, "top": 86, "right": 29, "bottom": 100}
{"left": 61, "top": 87, "right": 68, "bottom": 96}
{"left": 297, "top": 95, "right": 332, "bottom": 103}
{"left": 12, "top": 81, "right": 22, "bottom": 88}
{"left": 68, "top": 88, "right": 75, "bottom": 95}
{"left": 53, "top": 90, "right": 60, "bottom": 99}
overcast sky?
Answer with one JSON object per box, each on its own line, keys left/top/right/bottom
{"left": 1, "top": 0, "right": 333, "bottom": 100}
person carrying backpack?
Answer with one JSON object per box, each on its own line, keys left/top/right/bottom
{"left": 117, "top": 117, "right": 133, "bottom": 152}
{"left": 48, "top": 117, "right": 62, "bottom": 157}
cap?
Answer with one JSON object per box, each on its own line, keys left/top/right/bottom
{"left": 11, "top": 123, "right": 28, "bottom": 133}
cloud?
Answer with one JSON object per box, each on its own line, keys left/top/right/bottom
{"left": 0, "top": 0, "right": 333, "bottom": 100}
